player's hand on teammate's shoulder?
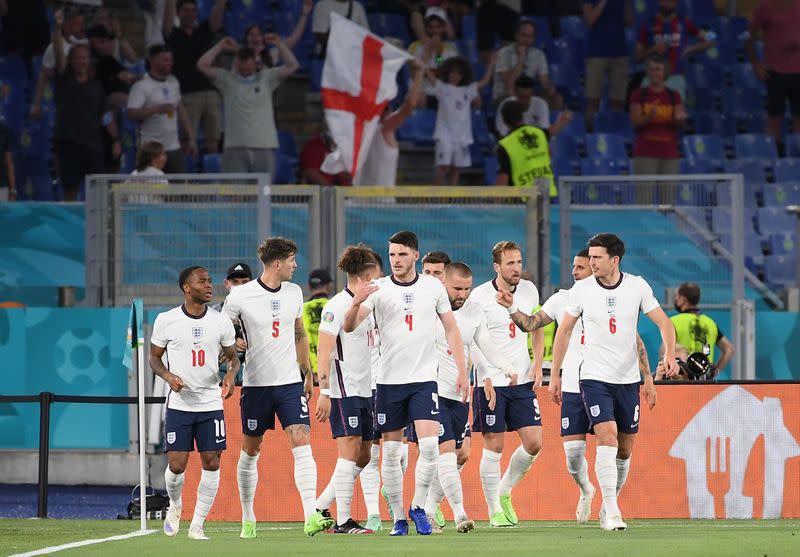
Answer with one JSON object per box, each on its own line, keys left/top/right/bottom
{"left": 352, "top": 277, "right": 379, "bottom": 304}
{"left": 165, "top": 371, "right": 185, "bottom": 393}
{"left": 483, "top": 378, "right": 496, "bottom": 411}
{"left": 495, "top": 290, "right": 514, "bottom": 308}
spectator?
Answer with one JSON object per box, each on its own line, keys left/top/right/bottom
{"left": 495, "top": 99, "right": 556, "bottom": 197}
{"left": 430, "top": 55, "right": 495, "bottom": 185}
{"left": 242, "top": 0, "right": 312, "bottom": 69}
{"left": 495, "top": 75, "right": 574, "bottom": 137}
{"left": 583, "top": 0, "right": 633, "bottom": 131}
{"left": 132, "top": 141, "right": 168, "bottom": 175}
{"left": 635, "top": 0, "right": 713, "bottom": 99}
{"left": 409, "top": 0, "right": 456, "bottom": 42}
{"left": 141, "top": 0, "right": 166, "bottom": 48}
{"left": 197, "top": 37, "right": 299, "bottom": 173}
{"left": 355, "top": 60, "right": 425, "bottom": 186}
{"left": 655, "top": 343, "right": 690, "bottom": 380}
{"left": 127, "top": 45, "right": 196, "bottom": 173}
{"left": 0, "top": 88, "right": 14, "bottom": 201}
{"left": 303, "top": 268, "right": 334, "bottom": 374}
{"left": 30, "top": 6, "right": 87, "bottom": 119}
{"left": 52, "top": 12, "right": 120, "bottom": 201}
{"left": 87, "top": 24, "right": 140, "bottom": 109}
{"left": 670, "top": 282, "right": 735, "bottom": 372}
{"left": 477, "top": 0, "right": 521, "bottom": 64}
{"left": 746, "top": 0, "right": 800, "bottom": 151}
{"left": 312, "top": 0, "right": 369, "bottom": 58}
{"left": 299, "top": 120, "right": 352, "bottom": 185}
{"left": 162, "top": 0, "right": 225, "bottom": 153}
{"left": 629, "top": 54, "right": 687, "bottom": 176}
{"left": 90, "top": 7, "right": 138, "bottom": 65}
{"left": 409, "top": 6, "right": 459, "bottom": 108}
{"left": 493, "top": 19, "right": 560, "bottom": 108}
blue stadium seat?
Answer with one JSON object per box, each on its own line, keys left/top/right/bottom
{"left": 716, "top": 16, "right": 749, "bottom": 46}
{"left": 737, "top": 111, "right": 767, "bottom": 134}
{"left": 528, "top": 16, "right": 553, "bottom": 51}
{"left": 585, "top": 133, "right": 628, "bottom": 168}
{"left": 0, "top": 78, "right": 26, "bottom": 132}
{"left": 711, "top": 207, "right": 757, "bottom": 234}
{"left": 686, "top": 0, "right": 718, "bottom": 20}
{"left": 773, "top": 158, "right": 800, "bottom": 183}
{"left": 396, "top": 108, "right": 435, "bottom": 145}
{"left": 368, "top": 13, "right": 410, "bottom": 45}
{"left": 0, "top": 55, "right": 27, "bottom": 81}
{"left": 758, "top": 206, "right": 796, "bottom": 236}
{"left": 551, "top": 110, "right": 585, "bottom": 143}
{"left": 572, "top": 181, "right": 634, "bottom": 204}
{"left": 458, "top": 39, "right": 479, "bottom": 65}
{"left": 734, "top": 134, "right": 777, "bottom": 165}
{"left": 22, "top": 175, "right": 60, "bottom": 201}
{"left": 310, "top": 59, "right": 323, "bottom": 91}
{"left": 786, "top": 135, "right": 800, "bottom": 159}
{"left": 769, "top": 233, "right": 796, "bottom": 255}
{"left": 763, "top": 183, "right": 800, "bottom": 206}
{"left": 549, "top": 38, "right": 584, "bottom": 68}
{"left": 676, "top": 182, "right": 714, "bottom": 206}
{"left": 724, "top": 158, "right": 767, "bottom": 186}
{"left": 580, "top": 158, "right": 620, "bottom": 176}
{"left": 691, "top": 111, "right": 736, "bottom": 137}
{"left": 722, "top": 87, "right": 764, "bottom": 114}
{"left": 278, "top": 130, "right": 298, "bottom": 159}
{"left": 694, "top": 43, "right": 737, "bottom": 66}
{"left": 203, "top": 153, "right": 221, "bottom": 173}
{"left": 559, "top": 16, "right": 586, "bottom": 40}
{"left": 472, "top": 111, "right": 492, "bottom": 147}
{"left": 469, "top": 143, "right": 485, "bottom": 167}
{"left": 732, "top": 63, "right": 764, "bottom": 91}
{"left": 550, "top": 133, "right": 579, "bottom": 160}
{"left": 685, "top": 64, "right": 712, "bottom": 90}
{"left": 764, "top": 254, "right": 797, "bottom": 287}
{"left": 684, "top": 87, "right": 715, "bottom": 111}
{"left": 715, "top": 183, "right": 758, "bottom": 208}
{"left": 593, "top": 112, "right": 633, "bottom": 139}
{"left": 687, "top": 61, "right": 724, "bottom": 88}
{"left": 274, "top": 152, "right": 295, "bottom": 183}
{"left": 681, "top": 157, "right": 715, "bottom": 174}
{"left": 683, "top": 135, "right": 726, "bottom": 171}
{"left": 718, "top": 232, "right": 765, "bottom": 274}
{"left": 462, "top": 15, "right": 477, "bottom": 41}
{"left": 484, "top": 155, "right": 497, "bottom": 184}
{"left": 552, "top": 154, "right": 577, "bottom": 177}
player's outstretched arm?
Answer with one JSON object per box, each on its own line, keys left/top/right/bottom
{"left": 496, "top": 290, "right": 553, "bottom": 332}
{"left": 315, "top": 332, "right": 335, "bottom": 422}
{"left": 221, "top": 344, "right": 240, "bottom": 399}
{"left": 440, "top": 311, "right": 469, "bottom": 400}
{"left": 148, "top": 343, "right": 184, "bottom": 393}
{"left": 636, "top": 334, "right": 656, "bottom": 410}
{"left": 646, "top": 307, "right": 679, "bottom": 378}
{"left": 294, "top": 318, "right": 313, "bottom": 400}
{"left": 549, "top": 313, "right": 578, "bottom": 405}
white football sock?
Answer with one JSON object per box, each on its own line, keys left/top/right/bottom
{"left": 424, "top": 470, "right": 446, "bottom": 516}
{"left": 333, "top": 458, "right": 357, "bottom": 525}
{"left": 237, "top": 450, "right": 259, "bottom": 523}
{"left": 190, "top": 468, "right": 219, "bottom": 529}
{"left": 437, "top": 451, "right": 466, "bottom": 519}
{"left": 616, "top": 457, "right": 631, "bottom": 496}
{"left": 382, "top": 441, "right": 405, "bottom": 520}
{"left": 291, "top": 445, "right": 318, "bottom": 521}
{"left": 480, "top": 448, "right": 502, "bottom": 515}
{"left": 595, "top": 445, "right": 620, "bottom": 516}
{"left": 400, "top": 442, "right": 409, "bottom": 475}
{"left": 563, "top": 440, "right": 594, "bottom": 496}
{"left": 360, "top": 444, "right": 381, "bottom": 517}
{"left": 315, "top": 476, "right": 336, "bottom": 511}
{"left": 498, "top": 445, "right": 538, "bottom": 496}
{"left": 411, "top": 436, "right": 439, "bottom": 509}
{"left": 164, "top": 467, "right": 184, "bottom": 510}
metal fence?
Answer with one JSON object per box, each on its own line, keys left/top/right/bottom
{"left": 85, "top": 174, "right": 321, "bottom": 306}
{"left": 558, "top": 174, "right": 763, "bottom": 380}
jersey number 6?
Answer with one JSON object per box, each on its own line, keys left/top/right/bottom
{"left": 609, "top": 317, "right": 617, "bottom": 334}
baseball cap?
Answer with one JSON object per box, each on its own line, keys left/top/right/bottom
{"left": 87, "top": 24, "right": 115, "bottom": 40}
{"left": 308, "top": 268, "right": 333, "bottom": 287}
{"left": 226, "top": 262, "right": 252, "bottom": 280}
{"left": 424, "top": 7, "right": 448, "bottom": 24}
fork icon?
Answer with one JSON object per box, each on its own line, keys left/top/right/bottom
{"left": 706, "top": 437, "right": 731, "bottom": 518}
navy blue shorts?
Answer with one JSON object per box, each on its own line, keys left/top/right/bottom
{"left": 329, "top": 395, "right": 379, "bottom": 440}
{"left": 438, "top": 396, "right": 471, "bottom": 448}
{"left": 406, "top": 422, "right": 417, "bottom": 443}
{"left": 579, "top": 380, "right": 640, "bottom": 434}
{"left": 164, "top": 408, "right": 226, "bottom": 452}
{"left": 375, "top": 381, "right": 439, "bottom": 433}
{"left": 472, "top": 383, "right": 542, "bottom": 433}
{"left": 240, "top": 382, "right": 310, "bottom": 436}
{"left": 560, "top": 391, "right": 593, "bottom": 437}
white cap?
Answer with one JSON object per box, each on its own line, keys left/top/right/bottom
{"left": 424, "top": 7, "right": 448, "bottom": 24}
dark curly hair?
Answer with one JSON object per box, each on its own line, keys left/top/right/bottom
{"left": 338, "top": 244, "right": 381, "bottom": 276}
{"left": 438, "top": 56, "right": 472, "bottom": 86}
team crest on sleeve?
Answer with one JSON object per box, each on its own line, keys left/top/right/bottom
{"left": 323, "top": 311, "right": 334, "bottom": 323}
{"left": 348, "top": 416, "right": 359, "bottom": 428}
{"left": 192, "top": 327, "right": 203, "bottom": 342}
{"left": 562, "top": 417, "right": 569, "bottom": 430}
{"left": 247, "top": 419, "right": 258, "bottom": 431}
{"left": 377, "top": 413, "right": 386, "bottom": 425}
{"left": 486, "top": 415, "right": 496, "bottom": 426}
{"left": 402, "top": 293, "right": 415, "bottom": 308}
{"left": 166, "top": 432, "right": 176, "bottom": 444}
{"left": 271, "top": 299, "right": 281, "bottom": 316}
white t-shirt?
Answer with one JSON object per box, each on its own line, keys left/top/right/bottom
{"left": 143, "top": 0, "right": 166, "bottom": 48}
{"left": 408, "top": 40, "right": 459, "bottom": 97}
{"left": 566, "top": 274, "right": 660, "bottom": 384}
{"left": 151, "top": 305, "right": 236, "bottom": 412}
{"left": 131, "top": 166, "right": 164, "bottom": 176}
{"left": 312, "top": 0, "right": 369, "bottom": 33}
{"left": 433, "top": 81, "right": 478, "bottom": 145}
{"left": 495, "top": 95, "right": 550, "bottom": 137}
{"left": 435, "top": 299, "right": 512, "bottom": 401}
{"left": 222, "top": 279, "right": 304, "bottom": 387}
{"left": 42, "top": 37, "right": 89, "bottom": 71}
{"left": 361, "top": 273, "right": 451, "bottom": 385}
{"left": 541, "top": 289, "right": 583, "bottom": 394}
{"left": 493, "top": 44, "right": 549, "bottom": 100}
{"left": 470, "top": 278, "right": 540, "bottom": 387}
{"left": 319, "top": 288, "right": 376, "bottom": 398}
{"left": 355, "top": 129, "right": 399, "bottom": 186}
{"left": 370, "top": 327, "right": 380, "bottom": 391}
{"left": 127, "top": 73, "right": 182, "bottom": 151}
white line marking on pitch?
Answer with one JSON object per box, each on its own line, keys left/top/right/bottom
{"left": 9, "top": 529, "right": 156, "bottom": 556}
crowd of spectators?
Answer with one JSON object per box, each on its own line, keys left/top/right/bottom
{"left": 0, "top": 0, "right": 796, "bottom": 202}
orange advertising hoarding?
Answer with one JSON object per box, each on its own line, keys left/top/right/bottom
{"left": 179, "top": 383, "right": 800, "bottom": 521}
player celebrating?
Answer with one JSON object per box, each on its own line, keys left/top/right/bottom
{"left": 149, "top": 266, "right": 240, "bottom": 540}
{"left": 470, "top": 241, "right": 544, "bottom": 527}
{"left": 312, "top": 245, "right": 381, "bottom": 534}
{"left": 222, "top": 237, "right": 333, "bottom": 538}
{"left": 424, "top": 261, "right": 516, "bottom": 533}
{"left": 550, "top": 233, "right": 677, "bottom": 531}
{"left": 343, "top": 231, "right": 468, "bottom": 536}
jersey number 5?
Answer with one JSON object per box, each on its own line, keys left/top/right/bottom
{"left": 609, "top": 317, "right": 617, "bottom": 334}
{"left": 191, "top": 349, "right": 205, "bottom": 367}
{"left": 272, "top": 321, "right": 280, "bottom": 338}
{"left": 405, "top": 314, "right": 413, "bottom": 331}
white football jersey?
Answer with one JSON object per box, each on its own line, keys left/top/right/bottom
{"left": 435, "top": 299, "right": 513, "bottom": 401}
{"left": 370, "top": 327, "right": 380, "bottom": 391}
{"left": 222, "top": 278, "right": 304, "bottom": 386}
{"left": 151, "top": 305, "right": 236, "bottom": 412}
{"left": 319, "top": 288, "right": 376, "bottom": 398}
{"left": 361, "top": 273, "right": 451, "bottom": 385}
{"left": 470, "top": 278, "right": 540, "bottom": 387}
{"left": 566, "top": 273, "right": 659, "bottom": 384}
{"left": 541, "top": 289, "right": 583, "bottom": 394}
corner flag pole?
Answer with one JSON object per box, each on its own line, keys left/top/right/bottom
{"left": 126, "top": 298, "right": 148, "bottom": 532}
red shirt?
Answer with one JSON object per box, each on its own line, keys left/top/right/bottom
{"left": 298, "top": 134, "right": 351, "bottom": 186}
{"left": 631, "top": 87, "right": 681, "bottom": 159}
{"left": 638, "top": 14, "right": 701, "bottom": 75}
{"left": 750, "top": 0, "right": 800, "bottom": 74}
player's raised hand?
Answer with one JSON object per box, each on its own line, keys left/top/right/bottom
{"left": 642, "top": 380, "right": 657, "bottom": 410}
{"left": 165, "top": 371, "right": 185, "bottom": 393}
{"left": 548, "top": 374, "right": 562, "bottom": 405}
{"left": 315, "top": 393, "right": 331, "bottom": 422}
{"left": 495, "top": 290, "right": 514, "bottom": 308}
{"left": 352, "top": 277, "right": 378, "bottom": 304}
{"left": 221, "top": 371, "right": 236, "bottom": 399}
{"left": 483, "top": 379, "right": 497, "bottom": 411}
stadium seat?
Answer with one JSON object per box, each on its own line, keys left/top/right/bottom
{"left": 484, "top": 155, "right": 498, "bottom": 184}
{"left": 551, "top": 110, "right": 585, "bottom": 142}
{"left": 559, "top": 16, "right": 586, "bottom": 40}
{"left": 685, "top": 64, "right": 712, "bottom": 90}
{"left": 683, "top": 135, "right": 726, "bottom": 171}
{"left": 732, "top": 63, "right": 764, "bottom": 91}
{"left": 764, "top": 254, "right": 797, "bottom": 287}
{"left": 711, "top": 207, "right": 757, "bottom": 234}
{"left": 773, "top": 158, "right": 800, "bottom": 183}
{"left": 681, "top": 157, "right": 715, "bottom": 174}
{"left": 580, "top": 158, "right": 619, "bottom": 176}
{"left": 472, "top": 110, "right": 493, "bottom": 147}
{"left": 758, "top": 206, "right": 796, "bottom": 236}
{"left": 396, "top": 108, "right": 435, "bottom": 146}
{"left": 715, "top": 183, "right": 758, "bottom": 208}
{"left": 469, "top": 143, "right": 485, "bottom": 167}
{"left": 462, "top": 15, "right": 477, "bottom": 41}
{"left": 203, "top": 154, "right": 221, "bottom": 173}
{"left": 552, "top": 154, "right": 577, "bottom": 177}
{"left": 571, "top": 181, "right": 634, "bottom": 204}
{"left": 684, "top": 87, "right": 715, "bottom": 111}
{"left": 675, "top": 182, "right": 714, "bottom": 206}
{"left": 585, "top": 134, "right": 627, "bottom": 168}
{"left": 278, "top": 130, "right": 298, "bottom": 159}
{"left": 22, "top": 175, "right": 60, "bottom": 201}
{"left": 593, "top": 112, "right": 633, "bottom": 139}
{"left": 310, "top": 59, "right": 323, "bottom": 91}
{"left": 769, "top": 233, "right": 796, "bottom": 255}
{"left": 687, "top": 61, "right": 724, "bottom": 87}
{"left": 274, "top": 152, "right": 295, "bottom": 183}
{"left": 550, "top": 133, "right": 579, "bottom": 160}
{"left": 763, "top": 183, "right": 800, "bottom": 206}
{"left": 735, "top": 134, "right": 777, "bottom": 165}
{"left": 368, "top": 13, "right": 410, "bottom": 45}
{"left": 737, "top": 111, "right": 767, "bottom": 134}
{"left": 693, "top": 43, "right": 737, "bottom": 66}
{"left": 786, "top": 135, "right": 800, "bottom": 159}
{"left": 691, "top": 111, "right": 736, "bottom": 138}
{"left": 724, "top": 159, "right": 767, "bottom": 186}
{"left": 0, "top": 55, "right": 27, "bottom": 81}
{"left": 716, "top": 16, "right": 749, "bottom": 46}
{"left": 528, "top": 16, "right": 553, "bottom": 51}
{"left": 722, "top": 87, "right": 764, "bottom": 115}
{"left": 717, "top": 232, "right": 766, "bottom": 274}
{"left": 686, "top": 0, "right": 718, "bottom": 20}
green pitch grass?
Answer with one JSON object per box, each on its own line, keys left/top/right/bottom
{"left": 2, "top": 519, "right": 799, "bottom": 557}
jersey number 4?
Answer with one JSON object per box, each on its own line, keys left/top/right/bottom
{"left": 405, "top": 314, "right": 413, "bottom": 331}
{"left": 191, "top": 349, "right": 205, "bottom": 367}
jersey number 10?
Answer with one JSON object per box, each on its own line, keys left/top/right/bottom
{"left": 191, "top": 349, "right": 206, "bottom": 367}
